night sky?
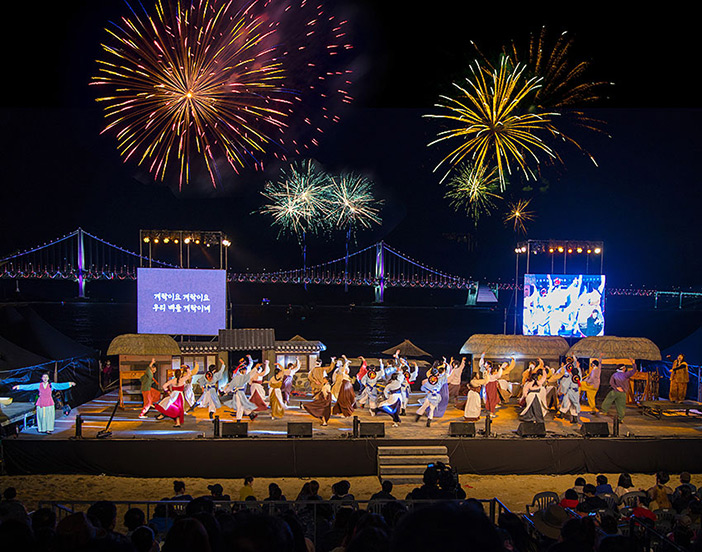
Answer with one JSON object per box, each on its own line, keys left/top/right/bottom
{"left": 2, "top": 1, "right": 701, "bottom": 292}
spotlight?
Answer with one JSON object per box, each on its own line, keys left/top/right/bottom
{"left": 521, "top": 246, "right": 527, "bottom": 253}
{"left": 174, "top": 239, "right": 179, "bottom": 244}
{"left": 594, "top": 247, "right": 601, "bottom": 254}
{"left": 549, "top": 248, "right": 554, "bottom": 254}
{"left": 163, "top": 237, "right": 170, "bottom": 244}
{"left": 195, "top": 239, "right": 200, "bottom": 245}
{"left": 222, "top": 239, "right": 231, "bottom": 247}
{"left": 143, "top": 237, "right": 150, "bottom": 243}
{"left": 184, "top": 237, "right": 191, "bottom": 244}
{"left": 557, "top": 246, "right": 564, "bottom": 253}
{"left": 567, "top": 248, "right": 573, "bottom": 254}
{"left": 153, "top": 238, "right": 159, "bottom": 244}
{"left": 515, "top": 248, "right": 520, "bottom": 253}
{"left": 576, "top": 247, "right": 583, "bottom": 253}
{"left": 587, "top": 249, "right": 592, "bottom": 254}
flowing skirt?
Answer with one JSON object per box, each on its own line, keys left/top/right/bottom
{"left": 434, "top": 383, "right": 450, "bottom": 418}
{"left": 376, "top": 394, "right": 402, "bottom": 423}
{"left": 463, "top": 390, "right": 482, "bottom": 421}
{"left": 303, "top": 391, "right": 332, "bottom": 422}
{"left": 485, "top": 381, "right": 501, "bottom": 413}
{"left": 332, "top": 381, "right": 356, "bottom": 417}
{"left": 249, "top": 383, "right": 269, "bottom": 411}
{"left": 270, "top": 387, "right": 286, "bottom": 419}
{"left": 520, "top": 390, "right": 547, "bottom": 423}
{"left": 155, "top": 392, "right": 185, "bottom": 424}
{"left": 282, "top": 376, "right": 293, "bottom": 404}
{"left": 36, "top": 405, "right": 56, "bottom": 433}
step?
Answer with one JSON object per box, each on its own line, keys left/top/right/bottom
{"left": 377, "top": 446, "right": 447, "bottom": 456}
{"left": 378, "top": 455, "right": 449, "bottom": 466}
{"left": 379, "top": 465, "right": 436, "bottom": 476}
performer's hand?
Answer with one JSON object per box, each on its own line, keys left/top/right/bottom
{"left": 12, "top": 385, "right": 19, "bottom": 390}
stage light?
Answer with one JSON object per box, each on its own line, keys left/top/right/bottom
{"left": 594, "top": 247, "right": 601, "bottom": 254}
{"left": 143, "top": 237, "right": 150, "bottom": 243}
{"left": 222, "top": 239, "right": 231, "bottom": 247}
{"left": 195, "top": 239, "right": 200, "bottom": 245}
{"left": 174, "top": 239, "right": 179, "bottom": 244}
{"left": 514, "top": 248, "right": 520, "bottom": 253}
{"left": 576, "top": 247, "right": 583, "bottom": 253}
{"left": 153, "top": 238, "right": 159, "bottom": 244}
{"left": 557, "top": 246, "right": 564, "bottom": 253}
{"left": 521, "top": 246, "right": 527, "bottom": 253}
{"left": 567, "top": 248, "right": 573, "bottom": 254}
{"left": 163, "top": 237, "right": 170, "bottom": 244}
{"left": 549, "top": 248, "right": 554, "bottom": 253}
{"left": 184, "top": 237, "right": 191, "bottom": 244}
{"left": 206, "top": 243, "right": 210, "bottom": 247}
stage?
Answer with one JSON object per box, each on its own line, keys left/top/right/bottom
{"left": 3, "top": 390, "right": 702, "bottom": 477}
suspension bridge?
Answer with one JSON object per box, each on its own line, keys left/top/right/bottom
{"left": 1, "top": 228, "right": 701, "bottom": 307}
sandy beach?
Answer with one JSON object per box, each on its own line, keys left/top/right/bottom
{"left": 2, "top": 473, "right": 700, "bottom": 519}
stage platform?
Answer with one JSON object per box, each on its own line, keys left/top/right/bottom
{"left": 3, "top": 390, "right": 702, "bottom": 477}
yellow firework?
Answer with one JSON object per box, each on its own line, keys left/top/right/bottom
{"left": 444, "top": 164, "right": 502, "bottom": 225}
{"left": 426, "top": 57, "right": 557, "bottom": 188}
{"left": 504, "top": 198, "right": 535, "bottom": 234}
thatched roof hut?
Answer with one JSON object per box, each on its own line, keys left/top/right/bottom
{"left": 107, "top": 334, "right": 181, "bottom": 357}
{"left": 460, "top": 334, "right": 570, "bottom": 358}
{"left": 382, "top": 339, "right": 433, "bottom": 359}
{"left": 566, "top": 336, "right": 661, "bottom": 361}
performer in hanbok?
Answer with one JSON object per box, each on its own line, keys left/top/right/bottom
{"left": 195, "top": 359, "right": 227, "bottom": 419}
{"left": 182, "top": 362, "right": 200, "bottom": 413}
{"left": 356, "top": 356, "right": 368, "bottom": 393}
{"left": 308, "top": 357, "right": 331, "bottom": 394}
{"left": 447, "top": 357, "right": 465, "bottom": 400}
{"left": 154, "top": 366, "right": 194, "bottom": 427}
{"left": 139, "top": 358, "right": 161, "bottom": 418}
{"left": 357, "top": 364, "right": 384, "bottom": 415}
{"left": 248, "top": 360, "right": 270, "bottom": 411}
{"left": 281, "top": 358, "right": 301, "bottom": 405}
{"left": 266, "top": 364, "right": 287, "bottom": 419}
{"left": 434, "top": 359, "right": 454, "bottom": 419}
{"left": 550, "top": 357, "right": 582, "bottom": 423}
{"left": 415, "top": 370, "right": 443, "bottom": 427}
{"left": 463, "top": 371, "right": 488, "bottom": 422}
{"left": 223, "top": 355, "right": 258, "bottom": 422}
{"left": 303, "top": 375, "right": 333, "bottom": 425}
{"left": 480, "top": 353, "right": 516, "bottom": 417}
{"left": 519, "top": 369, "right": 549, "bottom": 423}
{"left": 331, "top": 356, "right": 356, "bottom": 417}
{"left": 399, "top": 361, "right": 418, "bottom": 416}
{"left": 197, "top": 369, "right": 222, "bottom": 419}
{"left": 374, "top": 372, "right": 403, "bottom": 426}
{"left": 13, "top": 373, "right": 75, "bottom": 434}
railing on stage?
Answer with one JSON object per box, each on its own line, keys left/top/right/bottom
{"left": 38, "top": 497, "right": 512, "bottom": 546}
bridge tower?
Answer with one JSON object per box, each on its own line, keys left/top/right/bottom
{"left": 374, "top": 241, "right": 385, "bottom": 303}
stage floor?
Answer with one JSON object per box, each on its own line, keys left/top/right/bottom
{"left": 13, "top": 389, "right": 702, "bottom": 441}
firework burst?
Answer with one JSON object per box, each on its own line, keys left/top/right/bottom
{"left": 325, "top": 173, "right": 383, "bottom": 234}
{"left": 444, "top": 164, "right": 502, "bottom": 225}
{"left": 259, "top": 159, "right": 330, "bottom": 239}
{"left": 504, "top": 198, "right": 535, "bottom": 234}
{"left": 92, "top": 0, "right": 354, "bottom": 189}
{"left": 426, "top": 57, "right": 557, "bottom": 188}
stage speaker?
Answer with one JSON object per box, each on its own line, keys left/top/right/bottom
{"left": 580, "top": 422, "right": 610, "bottom": 437}
{"left": 220, "top": 421, "right": 248, "bottom": 438}
{"left": 287, "top": 422, "right": 313, "bottom": 438}
{"left": 354, "top": 419, "right": 385, "bottom": 438}
{"left": 449, "top": 421, "right": 476, "bottom": 437}
{"left": 517, "top": 422, "right": 546, "bottom": 437}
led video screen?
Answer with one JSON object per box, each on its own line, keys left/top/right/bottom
{"left": 137, "top": 268, "right": 227, "bottom": 336}
{"left": 523, "top": 274, "right": 605, "bottom": 337}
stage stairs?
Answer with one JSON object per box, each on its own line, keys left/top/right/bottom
{"left": 377, "top": 445, "right": 450, "bottom": 485}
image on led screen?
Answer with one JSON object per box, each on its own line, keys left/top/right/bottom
{"left": 137, "top": 268, "right": 226, "bottom": 336}
{"left": 523, "top": 274, "right": 605, "bottom": 337}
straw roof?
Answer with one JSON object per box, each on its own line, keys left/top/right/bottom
{"left": 460, "top": 334, "right": 570, "bottom": 358}
{"left": 107, "top": 334, "right": 181, "bottom": 356}
{"left": 382, "top": 339, "right": 433, "bottom": 359}
{"left": 567, "top": 336, "right": 661, "bottom": 361}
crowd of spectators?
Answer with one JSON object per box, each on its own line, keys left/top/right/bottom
{"left": 1, "top": 470, "right": 701, "bottom": 551}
